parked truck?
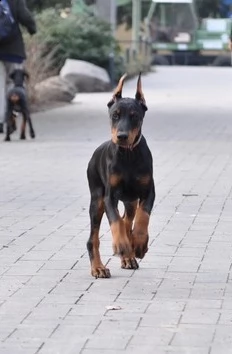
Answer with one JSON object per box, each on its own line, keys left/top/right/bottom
{"left": 146, "top": 0, "right": 232, "bottom": 66}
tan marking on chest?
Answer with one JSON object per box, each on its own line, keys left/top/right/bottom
{"left": 109, "top": 174, "right": 122, "bottom": 187}
{"left": 138, "top": 175, "right": 151, "bottom": 185}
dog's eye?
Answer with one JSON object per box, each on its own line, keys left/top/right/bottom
{"left": 112, "top": 112, "right": 119, "bottom": 120}
{"left": 130, "top": 112, "right": 138, "bottom": 121}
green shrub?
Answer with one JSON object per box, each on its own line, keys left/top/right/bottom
{"left": 26, "top": 9, "right": 125, "bottom": 81}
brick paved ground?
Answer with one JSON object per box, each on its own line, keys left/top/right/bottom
{"left": 0, "top": 67, "right": 232, "bottom": 354}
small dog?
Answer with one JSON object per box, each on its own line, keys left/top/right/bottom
{"left": 4, "top": 68, "right": 35, "bottom": 141}
{"left": 87, "top": 73, "right": 155, "bottom": 278}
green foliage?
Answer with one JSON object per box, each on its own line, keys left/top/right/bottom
{"left": 27, "top": 0, "right": 71, "bottom": 12}
{"left": 26, "top": 9, "right": 125, "bottom": 81}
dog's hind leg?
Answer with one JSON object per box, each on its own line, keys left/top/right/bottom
{"left": 121, "top": 201, "right": 139, "bottom": 269}
{"left": 87, "top": 190, "right": 111, "bottom": 279}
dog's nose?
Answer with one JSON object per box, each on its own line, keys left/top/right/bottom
{"left": 117, "top": 132, "right": 128, "bottom": 141}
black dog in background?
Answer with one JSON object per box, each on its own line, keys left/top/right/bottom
{"left": 4, "top": 68, "right": 35, "bottom": 141}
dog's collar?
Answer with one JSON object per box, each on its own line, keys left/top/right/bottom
{"left": 130, "top": 134, "right": 142, "bottom": 150}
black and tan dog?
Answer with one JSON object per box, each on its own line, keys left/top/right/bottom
{"left": 4, "top": 68, "right": 35, "bottom": 142}
{"left": 87, "top": 73, "right": 155, "bottom": 278}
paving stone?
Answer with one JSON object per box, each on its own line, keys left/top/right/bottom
{"left": 129, "top": 327, "right": 174, "bottom": 346}
{"left": 1, "top": 67, "right": 232, "bottom": 354}
{"left": 180, "top": 309, "right": 220, "bottom": 325}
{"left": 185, "top": 299, "right": 222, "bottom": 310}
{"left": 210, "top": 345, "right": 232, "bottom": 354}
{"left": 126, "top": 346, "right": 210, "bottom": 354}
{"left": 214, "top": 323, "right": 231, "bottom": 341}
{"left": 171, "top": 324, "right": 214, "bottom": 346}
{"left": 0, "top": 346, "right": 39, "bottom": 354}
{"left": 85, "top": 334, "right": 131, "bottom": 350}
{"left": 81, "top": 350, "right": 127, "bottom": 354}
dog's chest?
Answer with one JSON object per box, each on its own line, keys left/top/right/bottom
{"left": 110, "top": 170, "right": 150, "bottom": 202}
{"left": 13, "top": 104, "right": 22, "bottom": 112}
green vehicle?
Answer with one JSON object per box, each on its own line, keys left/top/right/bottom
{"left": 146, "top": 0, "right": 232, "bottom": 66}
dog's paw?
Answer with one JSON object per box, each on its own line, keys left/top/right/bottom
{"left": 121, "top": 257, "right": 139, "bottom": 270}
{"left": 132, "top": 232, "right": 149, "bottom": 259}
{"left": 20, "top": 135, "right": 26, "bottom": 140}
{"left": 30, "top": 131, "right": 35, "bottom": 139}
{"left": 134, "top": 245, "right": 148, "bottom": 259}
{"left": 4, "top": 136, "right": 10, "bottom": 142}
{"left": 91, "top": 266, "right": 111, "bottom": 279}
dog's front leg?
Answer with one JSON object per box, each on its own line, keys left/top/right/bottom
{"left": 87, "top": 193, "right": 111, "bottom": 279}
{"left": 104, "top": 191, "right": 133, "bottom": 259}
{"left": 120, "top": 201, "right": 139, "bottom": 270}
{"left": 24, "top": 108, "right": 35, "bottom": 139}
{"left": 4, "top": 110, "right": 12, "bottom": 141}
{"left": 132, "top": 182, "right": 155, "bottom": 259}
{"left": 20, "top": 115, "right": 26, "bottom": 140}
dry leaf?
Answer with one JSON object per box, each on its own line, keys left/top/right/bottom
{"left": 106, "top": 305, "right": 122, "bottom": 311}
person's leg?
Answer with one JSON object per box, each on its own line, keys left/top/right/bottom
{"left": 5, "top": 62, "right": 20, "bottom": 90}
{"left": 0, "top": 61, "right": 7, "bottom": 133}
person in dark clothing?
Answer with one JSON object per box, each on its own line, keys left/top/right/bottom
{"left": 0, "top": 0, "right": 36, "bottom": 133}
{"left": 229, "top": 26, "right": 232, "bottom": 50}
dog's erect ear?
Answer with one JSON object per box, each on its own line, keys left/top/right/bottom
{"left": 135, "top": 72, "right": 147, "bottom": 112}
{"left": 107, "top": 73, "right": 127, "bottom": 108}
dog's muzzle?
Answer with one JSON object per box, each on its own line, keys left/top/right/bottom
{"left": 117, "top": 132, "right": 128, "bottom": 142}
{"left": 116, "top": 133, "right": 142, "bottom": 150}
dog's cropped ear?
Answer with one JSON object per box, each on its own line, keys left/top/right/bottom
{"left": 135, "top": 72, "right": 148, "bottom": 112}
{"left": 107, "top": 73, "right": 127, "bottom": 108}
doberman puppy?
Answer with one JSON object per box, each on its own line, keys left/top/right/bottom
{"left": 4, "top": 68, "right": 35, "bottom": 142}
{"left": 87, "top": 73, "right": 155, "bottom": 278}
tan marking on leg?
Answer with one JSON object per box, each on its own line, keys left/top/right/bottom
{"left": 132, "top": 206, "right": 150, "bottom": 259}
{"left": 97, "top": 198, "right": 104, "bottom": 216}
{"left": 122, "top": 201, "right": 137, "bottom": 239}
{"left": 110, "top": 219, "right": 132, "bottom": 257}
{"left": 120, "top": 201, "right": 139, "bottom": 269}
{"left": 90, "top": 198, "right": 111, "bottom": 278}
{"left": 91, "top": 231, "right": 111, "bottom": 278}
